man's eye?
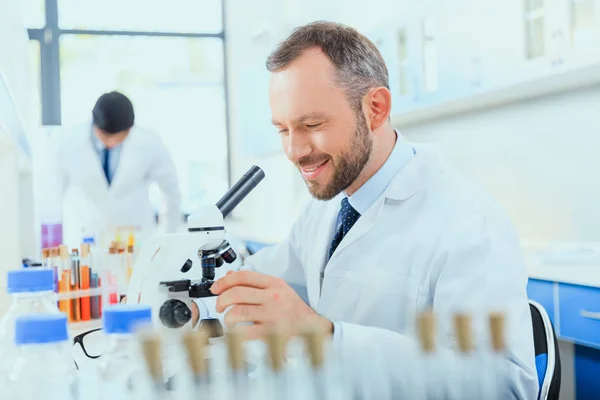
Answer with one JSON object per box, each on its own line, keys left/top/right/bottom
{"left": 278, "top": 128, "right": 288, "bottom": 135}
{"left": 307, "top": 123, "right": 322, "bottom": 129}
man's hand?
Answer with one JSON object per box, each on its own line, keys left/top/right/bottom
{"left": 210, "top": 270, "right": 333, "bottom": 341}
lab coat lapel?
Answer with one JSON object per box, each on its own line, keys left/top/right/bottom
{"left": 83, "top": 130, "right": 110, "bottom": 191}
{"left": 326, "top": 197, "right": 383, "bottom": 266}
{"left": 306, "top": 198, "right": 340, "bottom": 307}
{"left": 108, "top": 137, "right": 129, "bottom": 191}
{"left": 325, "top": 150, "right": 427, "bottom": 266}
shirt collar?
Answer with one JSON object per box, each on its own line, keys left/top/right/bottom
{"left": 345, "top": 130, "right": 415, "bottom": 215}
{"left": 90, "top": 125, "right": 105, "bottom": 152}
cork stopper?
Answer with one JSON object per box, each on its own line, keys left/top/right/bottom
{"left": 454, "top": 313, "right": 474, "bottom": 354}
{"left": 182, "top": 329, "right": 208, "bottom": 377}
{"left": 265, "top": 328, "right": 287, "bottom": 372}
{"left": 59, "top": 245, "right": 69, "bottom": 260}
{"left": 225, "top": 328, "right": 245, "bottom": 371}
{"left": 71, "top": 248, "right": 78, "bottom": 256}
{"left": 301, "top": 327, "right": 326, "bottom": 369}
{"left": 489, "top": 312, "right": 506, "bottom": 353}
{"left": 417, "top": 310, "right": 436, "bottom": 353}
{"left": 81, "top": 243, "right": 90, "bottom": 258}
{"left": 109, "top": 247, "right": 117, "bottom": 255}
{"left": 42, "top": 249, "right": 50, "bottom": 259}
{"left": 127, "top": 245, "right": 134, "bottom": 254}
{"left": 140, "top": 334, "right": 163, "bottom": 382}
{"left": 49, "top": 247, "right": 58, "bottom": 258}
{"left": 117, "top": 248, "right": 125, "bottom": 254}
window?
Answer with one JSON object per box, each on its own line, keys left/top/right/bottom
{"left": 25, "top": 0, "right": 230, "bottom": 209}
{"left": 59, "top": 35, "right": 228, "bottom": 209}
{"left": 58, "top": 0, "right": 222, "bottom": 33}
{"left": 397, "top": 29, "right": 408, "bottom": 95}
{"left": 421, "top": 17, "right": 438, "bottom": 93}
{"left": 571, "top": 0, "right": 596, "bottom": 48}
{"left": 524, "top": 0, "right": 545, "bottom": 59}
{"left": 18, "top": 0, "right": 45, "bottom": 28}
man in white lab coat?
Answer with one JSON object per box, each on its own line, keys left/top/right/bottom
{"left": 42, "top": 91, "right": 182, "bottom": 246}
{"left": 207, "top": 22, "right": 538, "bottom": 398}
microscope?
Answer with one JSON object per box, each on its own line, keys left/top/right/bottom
{"left": 125, "top": 166, "right": 265, "bottom": 335}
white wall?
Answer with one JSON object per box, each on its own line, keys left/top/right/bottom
{"left": 403, "top": 85, "right": 600, "bottom": 243}
{"left": 225, "top": 0, "right": 600, "bottom": 245}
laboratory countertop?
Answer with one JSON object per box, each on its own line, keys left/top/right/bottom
{"left": 526, "top": 261, "right": 600, "bottom": 288}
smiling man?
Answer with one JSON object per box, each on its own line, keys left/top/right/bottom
{"left": 207, "top": 21, "right": 538, "bottom": 398}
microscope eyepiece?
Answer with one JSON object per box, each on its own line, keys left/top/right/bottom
{"left": 216, "top": 166, "right": 265, "bottom": 218}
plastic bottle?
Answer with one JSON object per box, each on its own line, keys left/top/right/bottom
{"left": 96, "top": 304, "right": 153, "bottom": 399}
{"left": 0, "top": 268, "right": 58, "bottom": 376}
{"left": 8, "top": 313, "right": 76, "bottom": 400}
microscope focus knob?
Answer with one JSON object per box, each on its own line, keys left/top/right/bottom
{"left": 159, "top": 299, "right": 192, "bottom": 328}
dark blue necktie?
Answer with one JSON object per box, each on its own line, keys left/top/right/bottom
{"left": 102, "top": 148, "right": 111, "bottom": 185}
{"left": 328, "top": 198, "right": 361, "bottom": 259}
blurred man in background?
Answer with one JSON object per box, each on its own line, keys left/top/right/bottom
{"left": 41, "top": 91, "right": 182, "bottom": 247}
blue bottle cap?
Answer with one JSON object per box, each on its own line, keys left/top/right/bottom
{"left": 7, "top": 268, "right": 55, "bottom": 293}
{"left": 103, "top": 305, "right": 152, "bottom": 334}
{"left": 82, "top": 237, "right": 95, "bottom": 244}
{"left": 15, "top": 313, "right": 68, "bottom": 345}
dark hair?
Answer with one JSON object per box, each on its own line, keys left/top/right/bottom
{"left": 266, "top": 21, "right": 389, "bottom": 112}
{"left": 92, "top": 91, "right": 135, "bottom": 134}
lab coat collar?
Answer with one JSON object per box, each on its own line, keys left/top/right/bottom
{"left": 383, "top": 145, "right": 429, "bottom": 201}
{"left": 323, "top": 142, "right": 430, "bottom": 269}
{"left": 345, "top": 130, "right": 415, "bottom": 215}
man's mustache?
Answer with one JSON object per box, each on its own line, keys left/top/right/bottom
{"left": 296, "top": 155, "right": 331, "bottom": 168}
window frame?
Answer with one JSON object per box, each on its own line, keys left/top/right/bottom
{"left": 26, "top": 0, "right": 232, "bottom": 185}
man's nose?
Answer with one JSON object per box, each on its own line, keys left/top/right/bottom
{"left": 285, "top": 130, "right": 311, "bottom": 163}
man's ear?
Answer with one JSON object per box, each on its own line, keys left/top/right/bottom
{"left": 364, "top": 87, "right": 392, "bottom": 131}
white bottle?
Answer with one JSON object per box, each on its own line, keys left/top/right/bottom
{"left": 96, "top": 304, "right": 153, "bottom": 399}
{"left": 0, "top": 268, "right": 58, "bottom": 377}
{"left": 7, "top": 313, "right": 75, "bottom": 400}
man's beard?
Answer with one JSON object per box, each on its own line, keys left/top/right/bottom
{"left": 298, "top": 111, "right": 373, "bottom": 201}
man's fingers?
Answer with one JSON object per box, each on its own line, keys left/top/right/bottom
{"left": 215, "top": 286, "right": 265, "bottom": 313}
{"left": 211, "top": 270, "right": 273, "bottom": 294}
{"left": 238, "top": 324, "right": 265, "bottom": 341}
{"left": 224, "top": 305, "right": 269, "bottom": 327}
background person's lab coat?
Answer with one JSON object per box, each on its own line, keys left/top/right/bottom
{"left": 40, "top": 122, "right": 182, "bottom": 246}
{"left": 242, "top": 148, "right": 538, "bottom": 399}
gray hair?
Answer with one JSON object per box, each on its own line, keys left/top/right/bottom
{"left": 266, "top": 21, "right": 389, "bottom": 112}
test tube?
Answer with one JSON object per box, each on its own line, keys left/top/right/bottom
{"left": 453, "top": 313, "right": 479, "bottom": 400}
{"left": 58, "top": 245, "right": 73, "bottom": 321}
{"left": 127, "top": 245, "right": 135, "bottom": 283}
{"left": 300, "top": 327, "right": 328, "bottom": 400}
{"left": 182, "top": 329, "right": 210, "bottom": 396}
{"left": 41, "top": 248, "right": 50, "bottom": 269}
{"left": 265, "top": 328, "right": 289, "bottom": 400}
{"left": 107, "top": 246, "right": 119, "bottom": 305}
{"left": 140, "top": 332, "right": 166, "bottom": 400}
{"left": 117, "top": 245, "right": 127, "bottom": 298}
{"left": 49, "top": 247, "right": 59, "bottom": 294}
{"left": 416, "top": 310, "right": 445, "bottom": 399}
{"left": 80, "top": 244, "right": 92, "bottom": 322}
{"left": 226, "top": 327, "right": 248, "bottom": 400}
{"left": 71, "top": 248, "right": 81, "bottom": 322}
{"left": 489, "top": 312, "right": 508, "bottom": 400}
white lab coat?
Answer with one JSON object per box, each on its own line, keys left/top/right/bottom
{"left": 243, "top": 148, "right": 538, "bottom": 398}
{"left": 41, "top": 122, "right": 182, "bottom": 245}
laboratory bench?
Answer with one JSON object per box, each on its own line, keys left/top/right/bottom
{"left": 526, "top": 262, "right": 600, "bottom": 400}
